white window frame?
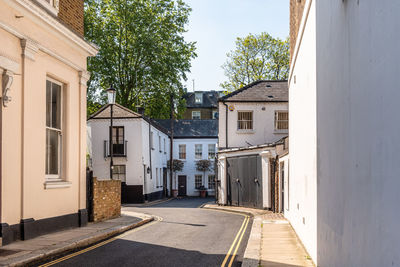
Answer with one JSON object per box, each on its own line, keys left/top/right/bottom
{"left": 164, "top": 138, "right": 166, "bottom": 154}
{"left": 159, "top": 135, "right": 162, "bottom": 152}
{"left": 275, "top": 110, "right": 289, "bottom": 131}
{"left": 195, "top": 144, "right": 203, "bottom": 159}
{"left": 192, "top": 111, "right": 201, "bottom": 119}
{"left": 37, "top": 0, "right": 59, "bottom": 16}
{"left": 208, "top": 174, "right": 215, "bottom": 189}
{"left": 212, "top": 111, "right": 218, "bottom": 119}
{"left": 208, "top": 144, "right": 216, "bottom": 159}
{"left": 179, "top": 144, "right": 186, "bottom": 159}
{"left": 195, "top": 174, "right": 203, "bottom": 189}
{"left": 45, "top": 78, "right": 63, "bottom": 181}
{"left": 237, "top": 111, "right": 253, "bottom": 130}
{"left": 194, "top": 93, "right": 203, "bottom": 104}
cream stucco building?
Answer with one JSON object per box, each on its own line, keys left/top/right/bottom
{"left": 0, "top": 0, "right": 97, "bottom": 245}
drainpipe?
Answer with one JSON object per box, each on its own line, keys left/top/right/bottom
{"left": 0, "top": 102, "right": 2, "bottom": 223}
{"left": 148, "top": 120, "right": 152, "bottom": 201}
{"left": 169, "top": 94, "right": 174, "bottom": 197}
{"left": 223, "top": 102, "right": 228, "bottom": 148}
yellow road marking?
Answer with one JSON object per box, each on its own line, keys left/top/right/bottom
{"left": 39, "top": 217, "right": 161, "bottom": 267}
{"left": 221, "top": 216, "right": 249, "bottom": 267}
{"left": 227, "top": 215, "right": 250, "bottom": 267}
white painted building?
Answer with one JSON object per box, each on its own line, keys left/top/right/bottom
{"left": 156, "top": 120, "right": 218, "bottom": 197}
{"left": 88, "top": 104, "right": 171, "bottom": 203}
{"left": 287, "top": 0, "right": 400, "bottom": 266}
{"left": 218, "top": 80, "right": 288, "bottom": 149}
{"left": 217, "top": 81, "right": 288, "bottom": 209}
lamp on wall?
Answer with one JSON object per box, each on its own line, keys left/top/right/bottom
{"left": 107, "top": 85, "right": 116, "bottom": 179}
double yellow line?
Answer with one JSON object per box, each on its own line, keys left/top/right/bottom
{"left": 39, "top": 217, "right": 161, "bottom": 267}
{"left": 221, "top": 215, "right": 250, "bottom": 267}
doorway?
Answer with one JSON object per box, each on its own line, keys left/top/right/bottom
{"left": 178, "top": 175, "right": 187, "bottom": 196}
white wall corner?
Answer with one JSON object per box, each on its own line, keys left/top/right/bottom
{"left": 20, "top": 39, "right": 39, "bottom": 61}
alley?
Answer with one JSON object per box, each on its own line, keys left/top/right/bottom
{"left": 39, "top": 198, "right": 252, "bottom": 267}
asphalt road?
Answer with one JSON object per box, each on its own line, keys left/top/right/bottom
{"left": 42, "top": 198, "right": 252, "bottom": 267}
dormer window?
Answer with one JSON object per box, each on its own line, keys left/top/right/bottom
{"left": 37, "top": 0, "right": 59, "bottom": 15}
{"left": 195, "top": 93, "right": 203, "bottom": 104}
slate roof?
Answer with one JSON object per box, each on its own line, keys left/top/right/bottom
{"left": 183, "top": 91, "right": 221, "bottom": 108}
{"left": 219, "top": 80, "right": 288, "bottom": 102}
{"left": 88, "top": 104, "right": 169, "bottom": 135}
{"left": 155, "top": 119, "right": 218, "bottom": 138}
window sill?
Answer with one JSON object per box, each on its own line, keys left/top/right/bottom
{"left": 236, "top": 130, "right": 255, "bottom": 134}
{"left": 44, "top": 181, "right": 72, "bottom": 189}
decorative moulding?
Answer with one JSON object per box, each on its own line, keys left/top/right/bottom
{"left": 79, "top": 71, "right": 90, "bottom": 86}
{"left": 20, "top": 39, "right": 39, "bottom": 61}
{"left": 44, "top": 181, "right": 72, "bottom": 189}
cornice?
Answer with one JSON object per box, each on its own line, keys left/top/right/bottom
{"left": 0, "top": 54, "right": 19, "bottom": 73}
{"left": 4, "top": 0, "right": 98, "bottom": 56}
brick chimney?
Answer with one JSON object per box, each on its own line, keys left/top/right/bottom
{"left": 58, "top": 0, "right": 84, "bottom": 36}
{"left": 290, "top": 0, "right": 306, "bottom": 62}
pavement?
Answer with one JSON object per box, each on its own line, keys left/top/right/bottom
{"left": 0, "top": 211, "right": 153, "bottom": 267}
{"left": 38, "top": 197, "right": 251, "bottom": 267}
{"left": 203, "top": 204, "right": 315, "bottom": 267}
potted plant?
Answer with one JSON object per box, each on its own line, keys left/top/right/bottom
{"left": 167, "top": 159, "right": 184, "bottom": 197}
{"left": 196, "top": 160, "right": 212, "bottom": 198}
{"left": 198, "top": 185, "right": 207, "bottom": 198}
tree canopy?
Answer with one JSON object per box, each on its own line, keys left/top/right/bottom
{"left": 85, "top": 0, "right": 196, "bottom": 118}
{"left": 220, "top": 32, "right": 289, "bottom": 92}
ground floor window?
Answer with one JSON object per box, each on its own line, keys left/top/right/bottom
{"left": 112, "top": 165, "right": 126, "bottom": 182}
{"left": 208, "top": 175, "right": 215, "bottom": 189}
{"left": 195, "top": 175, "right": 202, "bottom": 189}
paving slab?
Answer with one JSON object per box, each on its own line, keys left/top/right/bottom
{"left": 0, "top": 211, "right": 153, "bottom": 267}
{"left": 202, "top": 204, "right": 315, "bottom": 267}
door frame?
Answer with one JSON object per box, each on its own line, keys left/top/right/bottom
{"left": 177, "top": 175, "right": 187, "bottom": 196}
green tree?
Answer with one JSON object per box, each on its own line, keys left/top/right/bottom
{"left": 220, "top": 32, "right": 289, "bottom": 92}
{"left": 84, "top": 0, "right": 196, "bottom": 118}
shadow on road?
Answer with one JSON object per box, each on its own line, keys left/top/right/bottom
{"left": 125, "top": 197, "right": 215, "bottom": 209}
{"left": 50, "top": 238, "right": 242, "bottom": 267}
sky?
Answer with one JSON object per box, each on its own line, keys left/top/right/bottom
{"left": 182, "top": 0, "right": 289, "bottom": 92}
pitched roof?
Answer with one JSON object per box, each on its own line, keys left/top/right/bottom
{"left": 88, "top": 104, "right": 141, "bottom": 120}
{"left": 155, "top": 119, "right": 218, "bottom": 138}
{"left": 88, "top": 104, "right": 169, "bottom": 135}
{"left": 183, "top": 91, "right": 221, "bottom": 108}
{"left": 219, "top": 80, "right": 288, "bottom": 102}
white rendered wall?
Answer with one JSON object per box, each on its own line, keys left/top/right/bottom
{"left": 218, "top": 102, "right": 288, "bottom": 148}
{"left": 88, "top": 118, "right": 170, "bottom": 196}
{"left": 287, "top": 0, "right": 317, "bottom": 262}
{"left": 173, "top": 138, "right": 218, "bottom": 196}
{"left": 314, "top": 1, "right": 400, "bottom": 266}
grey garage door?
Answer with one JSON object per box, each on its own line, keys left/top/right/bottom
{"left": 227, "top": 155, "right": 263, "bottom": 208}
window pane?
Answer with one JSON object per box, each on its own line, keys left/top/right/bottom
{"left": 46, "top": 129, "right": 59, "bottom": 175}
{"left": 208, "top": 175, "right": 215, "bottom": 189}
{"left": 51, "top": 82, "right": 61, "bottom": 129}
{"left": 195, "top": 175, "right": 202, "bottom": 189}
{"left": 46, "top": 81, "right": 51, "bottom": 127}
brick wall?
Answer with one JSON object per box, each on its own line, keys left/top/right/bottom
{"left": 58, "top": 0, "right": 84, "bottom": 36}
{"left": 92, "top": 178, "right": 121, "bottom": 222}
{"left": 290, "top": 0, "right": 306, "bottom": 62}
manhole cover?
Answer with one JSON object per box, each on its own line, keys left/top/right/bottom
{"left": 0, "top": 249, "right": 22, "bottom": 257}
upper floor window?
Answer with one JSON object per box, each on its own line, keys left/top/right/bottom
{"left": 179, "top": 144, "right": 186, "bottom": 159}
{"left": 195, "top": 144, "right": 203, "bottom": 159}
{"left": 112, "top": 126, "right": 125, "bottom": 155}
{"left": 212, "top": 111, "right": 218, "bottom": 119}
{"left": 275, "top": 111, "right": 289, "bottom": 130}
{"left": 159, "top": 135, "right": 162, "bottom": 152}
{"left": 150, "top": 132, "right": 154, "bottom": 149}
{"left": 192, "top": 111, "right": 201, "bottom": 119}
{"left": 164, "top": 138, "right": 166, "bottom": 154}
{"left": 46, "top": 79, "right": 62, "bottom": 181}
{"left": 195, "top": 93, "right": 203, "bottom": 104}
{"left": 37, "top": 0, "right": 59, "bottom": 15}
{"left": 208, "top": 144, "right": 216, "bottom": 159}
{"left": 237, "top": 111, "right": 253, "bottom": 130}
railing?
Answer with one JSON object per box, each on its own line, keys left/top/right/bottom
{"left": 104, "top": 140, "right": 128, "bottom": 158}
